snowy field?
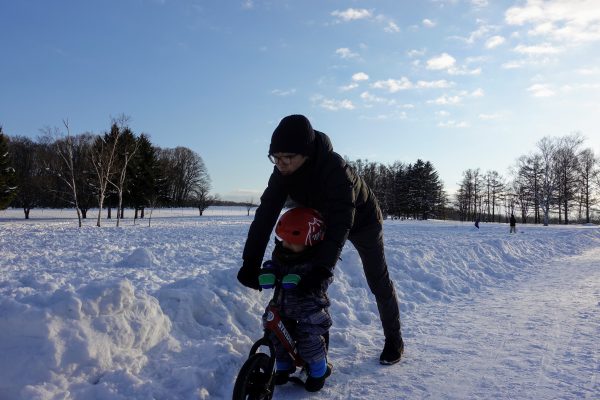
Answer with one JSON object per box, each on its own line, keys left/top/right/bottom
{"left": 0, "top": 207, "right": 599, "bottom": 399}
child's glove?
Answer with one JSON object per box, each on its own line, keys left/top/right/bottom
{"left": 258, "top": 260, "right": 277, "bottom": 290}
{"left": 237, "top": 261, "right": 261, "bottom": 291}
{"left": 296, "top": 266, "right": 333, "bottom": 294}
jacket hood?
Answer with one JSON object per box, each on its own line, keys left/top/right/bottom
{"left": 312, "top": 130, "right": 333, "bottom": 166}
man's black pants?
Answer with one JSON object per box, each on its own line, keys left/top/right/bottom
{"left": 349, "top": 223, "right": 402, "bottom": 344}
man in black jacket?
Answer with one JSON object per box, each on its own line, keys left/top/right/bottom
{"left": 237, "top": 114, "right": 403, "bottom": 365}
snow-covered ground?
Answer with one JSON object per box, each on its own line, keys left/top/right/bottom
{"left": 0, "top": 207, "right": 599, "bottom": 399}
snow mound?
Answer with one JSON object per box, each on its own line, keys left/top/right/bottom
{"left": 0, "top": 279, "right": 171, "bottom": 400}
{"left": 116, "top": 248, "right": 158, "bottom": 269}
{"left": 151, "top": 268, "right": 265, "bottom": 398}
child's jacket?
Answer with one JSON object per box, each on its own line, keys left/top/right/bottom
{"left": 266, "top": 241, "right": 332, "bottom": 363}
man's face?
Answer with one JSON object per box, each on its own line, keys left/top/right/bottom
{"left": 270, "top": 153, "right": 308, "bottom": 176}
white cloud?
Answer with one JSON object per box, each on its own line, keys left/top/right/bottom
{"left": 339, "top": 72, "right": 369, "bottom": 91}
{"left": 505, "top": 0, "right": 600, "bottom": 44}
{"left": 576, "top": 66, "right": 600, "bottom": 75}
{"left": 241, "top": 0, "right": 253, "bottom": 10}
{"left": 385, "top": 21, "right": 401, "bottom": 33}
{"left": 453, "top": 23, "right": 494, "bottom": 45}
{"left": 360, "top": 91, "right": 397, "bottom": 106}
{"left": 426, "top": 53, "right": 456, "bottom": 70}
{"left": 359, "top": 111, "right": 408, "bottom": 121}
{"left": 465, "top": 56, "right": 489, "bottom": 64}
{"left": 428, "top": 95, "right": 462, "bottom": 105}
{"left": 502, "top": 60, "right": 524, "bottom": 69}
{"left": 436, "top": 110, "right": 451, "bottom": 118}
{"left": 372, "top": 78, "right": 413, "bottom": 92}
{"left": 513, "top": 43, "right": 563, "bottom": 55}
{"left": 331, "top": 8, "right": 373, "bottom": 22}
{"left": 352, "top": 72, "right": 369, "bottom": 81}
{"left": 561, "top": 82, "right": 600, "bottom": 91}
{"left": 335, "top": 48, "right": 359, "bottom": 59}
{"left": 271, "top": 88, "right": 296, "bottom": 96}
{"left": 407, "top": 48, "right": 426, "bottom": 58}
{"left": 438, "top": 120, "right": 470, "bottom": 128}
{"left": 360, "top": 91, "right": 379, "bottom": 101}
{"left": 416, "top": 80, "right": 454, "bottom": 89}
{"left": 479, "top": 113, "right": 501, "bottom": 120}
{"left": 314, "top": 96, "right": 356, "bottom": 111}
{"left": 370, "top": 77, "right": 456, "bottom": 93}
{"left": 471, "top": 88, "right": 485, "bottom": 97}
{"left": 340, "top": 83, "right": 359, "bottom": 91}
{"left": 423, "top": 19, "right": 436, "bottom": 28}
{"left": 426, "top": 54, "right": 483, "bottom": 75}
{"left": 527, "top": 83, "right": 555, "bottom": 97}
{"left": 448, "top": 66, "right": 482, "bottom": 75}
{"left": 485, "top": 35, "right": 506, "bottom": 49}
{"left": 471, "top": 0, "right": 489, "bottom": 6}
{"left": 501, "top": 57, "right": 555, "bottom": 69}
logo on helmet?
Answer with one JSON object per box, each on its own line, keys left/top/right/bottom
{"left": 306, "top": 217, "right": 324, "bottom": 246}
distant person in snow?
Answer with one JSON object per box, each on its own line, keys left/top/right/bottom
{"left": 237, "top": 114, "right": 404, "bottom": 365}
{"left": 259, "top": 207, "right": 333, "bottom": 392}
{"left": 475, "top": 217, "right": 480, "bottom": 229}
{"left": 510, "top": 214, "right": 517, "bottom": 233}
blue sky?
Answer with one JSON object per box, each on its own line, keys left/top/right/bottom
{"left": 2, "top": 0, "right": 600, "bottom": 201}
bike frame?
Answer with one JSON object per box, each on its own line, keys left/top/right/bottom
{"left": 247, "top": 282, "right": 304, "bottom": 368}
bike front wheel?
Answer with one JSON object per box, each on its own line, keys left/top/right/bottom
{"left": 232, "top": 353, "right": 275, "bottom": 400}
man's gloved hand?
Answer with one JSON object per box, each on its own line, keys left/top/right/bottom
{"left": 296, "top": 266, "right": 333, "bottom": 294}
{"left": 237, "top": 261, "right": 261, "bottom": 291}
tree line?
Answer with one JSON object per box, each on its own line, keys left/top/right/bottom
{"left": 3, "top": 120, "right": 598, "bottom": 226}
{"left": 0, "top": 118, "right": 214, "bottom": 227}
{"left": 347, "top": 158, "right": 447, "bottom": 220}
{"left": 454, "top": 133, "right": 599, "bottom": 225}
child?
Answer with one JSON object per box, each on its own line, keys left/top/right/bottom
{"left": 259, "top": 207, "right": 333, "bottom": 392}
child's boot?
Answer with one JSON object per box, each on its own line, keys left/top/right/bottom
{"left": 274, "top": 359, "right": 295, "bottom": 385}
{"left": 305, "top": 359, "right": 332, "bottom": 392}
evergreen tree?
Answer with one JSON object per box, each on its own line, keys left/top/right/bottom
{"left": 8, "top": 136, "right": 45, "bottom": 218}
{"left": 0, "top": 128, "right": 16, "bottom": 209}
{"left": 129, "top": 134, "right": 160, "bottom": 218}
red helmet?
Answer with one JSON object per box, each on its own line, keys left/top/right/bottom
{"left": 275, "top": 207, "right": 325, "bottom": 246}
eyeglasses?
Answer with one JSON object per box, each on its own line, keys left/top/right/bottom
{"left": 268, "top": 154, "right": 299, "bottom": 165}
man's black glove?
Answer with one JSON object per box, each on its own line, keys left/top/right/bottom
{"left": 297, "top": 266, "right": 333, "bottom": 294}
{"left": 237, "top": 262, "right": 261, "bottom": 291}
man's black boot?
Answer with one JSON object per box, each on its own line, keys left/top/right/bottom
{"left": 379, "top": 338, "right": 404, "bottom": 365}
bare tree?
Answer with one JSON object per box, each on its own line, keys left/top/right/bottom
{"left": 245, "top": 197, "right": 257, "bottom": 216}
{"left": 516, "top": 154, "right": 543, "bottom": 224}
{"left": 456, "top": 168, "right": 482, "bottom": 221}
{"left": 107, "top": 127, "right": 139, "bottom": 227}
{"left": 536, "top": 137, "right": 559, "bottom": 226}
{"left": 52, "top": 120, "right": 86, "bottom": 227}
{"left": 554, "top": 134, "right": 584, "bottom": 224}
{"left": 577, "top": 148, "right": 598, "bottom": 224}
{"left": 483, "top": 170, "right": 505, "bottom": 222}
{"left": 90, "top": 124, "right": 120, "bottom": 227}
{"left": 191, "top": 186, "right": 218, "bottom": 216}
{"left": 159, "top": 146, "right": 210, "bottom": 206}
{"left": 145, "top": 192, "right": 162, "bottom": 228}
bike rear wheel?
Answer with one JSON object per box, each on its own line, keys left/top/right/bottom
{"left": 232, "top": 353, "right": 275, "bottom": 400}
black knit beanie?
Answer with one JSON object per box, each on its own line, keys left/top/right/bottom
{"left": 269, "top": 114, "right": 315, "bottom": 156}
